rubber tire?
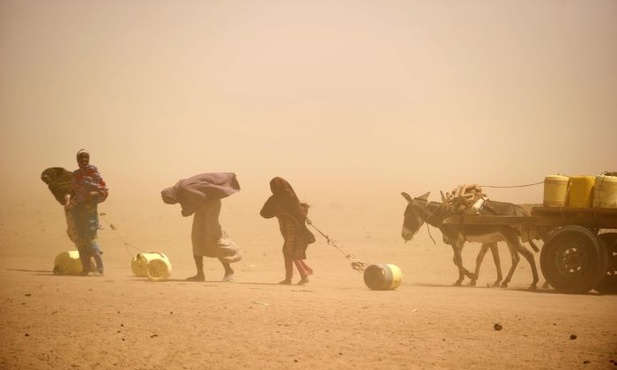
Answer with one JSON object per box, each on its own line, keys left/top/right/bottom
{"left": 594, "top": 233, "right": 617, "bottom": 294}
{"left": 540, "top": 225, "right": 608, "bottom": 294}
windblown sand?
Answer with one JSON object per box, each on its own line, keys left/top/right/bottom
{"left": 1, "top": 194, "right": 616, "bottom": 370}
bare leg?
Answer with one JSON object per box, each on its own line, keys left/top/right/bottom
{"left": 220, "top": 259, "right": 234, "bottom": 281}
{"left": 186, "top": 255, "right": 205, "bottom": 281}
{"left": 279, "top": 255, "right": 293, "bottom": 284}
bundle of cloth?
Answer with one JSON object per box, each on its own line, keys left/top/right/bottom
{"left": 41, "top": 167, "right": 73, "bottom": 205}
{"left": 40, "top": 167, "right": 78, "bottom": 244}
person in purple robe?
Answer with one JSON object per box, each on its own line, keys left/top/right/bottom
{"left": 161, "top": 172, "right": 242, "bottom": 282}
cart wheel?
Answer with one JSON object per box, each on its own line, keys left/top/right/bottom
{"left": 594, "top": 233, "right": 617, "bottom": 294}
{"left": 540, "top": 225, "right": 608, "bottom": 294}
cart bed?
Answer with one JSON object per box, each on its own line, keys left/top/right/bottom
{"left": 443, "top": 207, "right": 617, "bottom": 229}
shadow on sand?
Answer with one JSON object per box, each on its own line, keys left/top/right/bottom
{"left": 407, "top": 281, "right": 605, "bottom": 296}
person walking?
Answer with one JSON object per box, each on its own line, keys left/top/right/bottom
{"left": 260, "top": 177, "right": 315, "bottom": 285}
{"left": 70, "top": 149, "right": 108, "bottom": 276}
{"left": 161, "top": 172, "right": 242, "bottom": 282}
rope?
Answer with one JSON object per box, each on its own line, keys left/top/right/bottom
{"left": 307, "top": 219, "right": 367, "bottom": 272}
{"left": 425, "top": 223, "right": 437, "bottom": 244}
{"left": 479, "top": 181, "right": 544, "bottom": 189}
{"left": 98, "top": 212, "right": 145, "bottom": 258}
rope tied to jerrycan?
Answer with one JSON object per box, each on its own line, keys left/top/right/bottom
{"left": 308, "top": 219, "right": 403, "bottom": 290}
{"left": 99, "top": 212, "right": 172, "bottom": 281}
{"left": 98, "top": 212, "right": 145, "bottom": 257}
{"left": 307, "top": 218, "right": 368, "bottom": 272}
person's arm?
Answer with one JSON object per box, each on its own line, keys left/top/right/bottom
{"left": 298, "top": 203, "right": 311, "bottom": 224}
{"left": 92, "top": 171, "right": 109, "bottom": 203}
{"left": 63, "top": 193, "right": 72, "bottom": 210}
{"left": 176, "top": 186, "right": 204, "bottom": 217}
{"left": 260, "top": 196, "right": 278, "bottom": 219}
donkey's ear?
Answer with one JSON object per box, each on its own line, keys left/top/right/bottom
{"left": 418, "top": 192, "right": 430, "bottom": 200}
{"left": 439, "top": 191, "right": 446, "bottom": 203}
{"left": 401, "top": 192, "right": 413, "bottom": 204}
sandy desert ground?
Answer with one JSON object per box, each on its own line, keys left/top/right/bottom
{"left": 1, "top": 192, "right": 616, "bottom": 370}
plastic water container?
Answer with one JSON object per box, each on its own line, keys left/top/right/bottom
{"left": 147, "top": 258, "right": 172, "bottom": 282}
{"left": 363, "top": 263, "right": 403, "bottom": 290}
{"left": 543, "top": 175, "right": 569, "bottom": 207}
{"left": 53, "top": 250, "right": 83, "bottom": 275}
{"left": 567, "top": 176, "right": 595, "bottom": 208}
{"left": 131, "top": 252, "right": 171, "bottom": 279}
{"left": 593, "top": 175, "right": 617, "bottom": 208}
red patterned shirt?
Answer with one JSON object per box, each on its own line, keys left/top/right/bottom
{"left": 72, "top": 165, "right": 108, "bottom": 204}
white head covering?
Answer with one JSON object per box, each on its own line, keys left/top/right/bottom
{"left": 76, "top": 149, "right": 90, "bottom": 157}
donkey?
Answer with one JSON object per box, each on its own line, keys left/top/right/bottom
{"left": 401, "top": 191, "right": 539, "bottom": 289}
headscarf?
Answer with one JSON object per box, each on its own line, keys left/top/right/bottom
{"left": 41, "top": 167, "right": 73, "bottom": 205}
{"left": 260, "top": 177, "right": 309, "bottom": 224}
{"left": 76, "top": 149, "right": 90, "bottom": 169}
{"left": 161, "top": 172, "right": 241, "bottom": 217}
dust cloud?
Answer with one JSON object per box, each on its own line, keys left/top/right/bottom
{"left": 1, "top": 0, "right": 616, "bottom": 216}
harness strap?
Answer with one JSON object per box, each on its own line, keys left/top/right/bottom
{"left": 415, "top": 201, "right": 443, "bottom": 245}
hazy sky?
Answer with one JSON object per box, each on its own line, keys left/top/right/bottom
{"left": 1, "top": 0, "right": 616, "bottom": 206}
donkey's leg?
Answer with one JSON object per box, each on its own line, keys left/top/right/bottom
{"left": 451, "top": 243, "right": 473, "bottom": 286}
{"left": 501, "top": 241, "right": 520, "bottom": 288}
{"left": 513, "top": 240, "right": 539, "bottom": 290}
{"left": 471, "top": 243, "right": 491, "bottom": 286}
{"left": 488, "top": 243, "right": 503, "bottom": 287}
{"left": 451, "top": 244, "right": 465, "bottom": 286}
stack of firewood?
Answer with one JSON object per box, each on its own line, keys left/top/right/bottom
{"left": 443, "top": 184, "right": 486, "bottom": 214}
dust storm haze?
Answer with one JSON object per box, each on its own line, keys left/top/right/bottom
{"left": 2, "top": 2, "right": 617, "bottom": 369}
{"left": 1, "top": 0, "right": 616, "bottom": 214}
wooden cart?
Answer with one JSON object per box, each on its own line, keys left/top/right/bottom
{"left": 443, "top": 207, "right": 617, "bottom": 294}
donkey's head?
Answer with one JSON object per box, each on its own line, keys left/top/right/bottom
{"left": 401, "top": 191, "right": 430, "bottom": 242}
